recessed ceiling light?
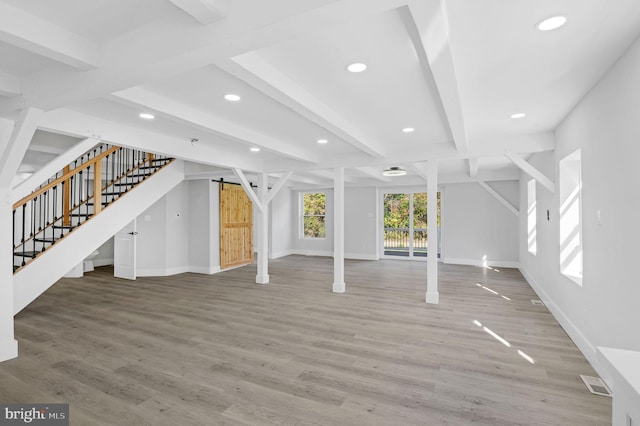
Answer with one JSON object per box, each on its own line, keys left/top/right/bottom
{"left": 139, "top": 113, "right": 155, "bottom": 120}
{"left": 224, "top": 94, "right": 241, "bottom": 102}
{"left": 317, "top": 139, "right": 328, "bottom": 144}
{"left": 250, "top": 147, "right": 260, "bottom": 152}
{"left": 536, "top": 16, "right": 567, "bottom": 31}
{"left": 382, "top": 166, "right": 407, "bottom": 177}
{"left": 347, "top": 63, "right": 367, "bottom": 73}
{"left": 402, "top": 127, "right": 415, "bottom": 133}
{"left": 510, "top": 113, "right": 526, "bottom": 119}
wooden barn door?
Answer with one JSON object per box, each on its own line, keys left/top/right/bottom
{"left": 220, "top": 183, "right": 254, "bottom": 269}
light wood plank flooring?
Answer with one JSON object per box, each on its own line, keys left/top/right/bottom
{"left": 1, "top": 256, "right": 611, "bottom": 425}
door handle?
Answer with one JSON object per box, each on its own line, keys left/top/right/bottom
{"left": 128, "top": 232, "right": 139, "bottom": 235}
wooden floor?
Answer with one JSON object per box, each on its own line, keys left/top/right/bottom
{"left": 1, "top": 256, "right": 611, "bottom": 425}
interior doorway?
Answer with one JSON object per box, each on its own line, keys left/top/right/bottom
{"left": 382, "top": 192, "right": 440, "bottom": 259}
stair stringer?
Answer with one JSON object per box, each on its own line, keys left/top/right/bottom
{"left": 13, "top": 160, "right": 185, "bottom": 315}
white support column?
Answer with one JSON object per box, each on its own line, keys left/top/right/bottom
{"left": 333, "top": 167, "right": 345, "bottom": 293}
{"left": 0, "top": 117, "right": 19, "bottom": 361}
{"left": 426, "top": 160, "right": 439, "bottom": 304}
{"left": 256, "top": 173, "right": 269, "bottom": 284}
{"left": 0, "top": 188, "right": 18, "bottom": 362}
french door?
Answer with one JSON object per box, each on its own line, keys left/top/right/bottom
{"left": 382, "top": 192, "right": 440, "bottom": 259}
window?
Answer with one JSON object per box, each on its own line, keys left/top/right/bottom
{"left": 527, "top": 179, "right": 537, "bottom": 255}
{"left": 559, "top": 149, "right": 582, "bottom": 285}
{"left": 302, "top": 192, "right": 326, "bottom": 238}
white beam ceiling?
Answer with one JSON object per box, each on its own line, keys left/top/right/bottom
{"left": 0, "top": 2, "right": 98, "bottom": 71}
{"left": 218, "top": 54, "right": 387, "bottom": 157}
{"left": 468, "top": 158, "right": 479, "bottom": 177}
{"left": 169, "top": 0, "right": 232, "bottom": 25}
{"left": 0, "top": 71, "right": 20, "bottom": 97}
{"left": 38, "top": 108, "right": 262, "bottom": 172}
{"left": 505, "top": 153, "right": 555, "bottom": 192}
{"left": 110, "top": 87, "right": 318, "bottom": 164}
{"left": 264, "top": 131, "right": 554, "bottom": 173}
{"left": 0, "top": 0, "right": 413, "bottom": 115}
{"left": 401, "top": 1, "right": 469, "bottom": 154}
{"left": 354, "top": 167, "right": 393, "bottom": 183}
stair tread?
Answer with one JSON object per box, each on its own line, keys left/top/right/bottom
{"left": 34, "top": 237, "right": 57, "bottom": 243}
{"left": 14, "top": 251, "right": 39, "bottom": 258}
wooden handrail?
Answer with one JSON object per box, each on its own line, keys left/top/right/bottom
{"left": 13, "top": 145, "right": 120, "bottom": 209}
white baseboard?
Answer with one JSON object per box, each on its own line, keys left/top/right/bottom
{"left": 0, "top": 339, "right": 18, "bottom": 362}
{"left": 344, "top": 252, "right": 378, "bottom": 261}
{"left": 93, "top": 258, "right": 114, "bottom": 267}
{"left": 293, "top": 250, "right": 333, "bottom": 257}
{"left": 519, "top": 267, "right": 603, "bottom": 380}
{"left": 188, "top": 265, "right": 221, "bottom": 275}
{"left": 270, "top": 250, "right": 295, "bottom": 259}
{"left": 290, "top": 250, "right": 378, "bottom": 260}
{"left": 136, "top": 266, "right": 189, "bottom": 277}
{"left": 444, "top": 257, "right": 519, "bottom": 268}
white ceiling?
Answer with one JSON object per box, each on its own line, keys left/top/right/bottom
{"left": 2, "top": 0, "right": 640, "bottom": 188}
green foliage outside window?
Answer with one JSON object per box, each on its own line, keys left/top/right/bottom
{"left": 383, "top": 192, "right": 440, "bottom": 229}
{"left": 303, "top": 193, "right": 326, "bottom": 238}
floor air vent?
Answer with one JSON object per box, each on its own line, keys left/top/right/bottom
{"left": 531, "top": 299, "right": 544, "bottom": 306}
{"left": 580, "top": 375, "right": 612, "bottom": 397}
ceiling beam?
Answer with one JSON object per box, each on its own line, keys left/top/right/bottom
{"left": 232, "top": 168, "right": 264, "bottom": 212}
{"left": 110, "top": 87, "right": 318, "bottom": 164}
{"left": 307, "top": 169, "right": 357, "bottom": 184}
{"left": 169, "top": 0, "right": 231, "bottom": 25}
{"left": 264, "top": 131, "right": 555, "bottom": 172}
{"left": 354, "top": 166, "right": 392, "bottom": 183}
{"left": 0, "top": 0, "right": 412, "bottom": 114}
{"left": 408, "top": 162, "right": 429, "bottom": 181}
{"left": 468, "top": 158, "right": 479, "bottom": 177}
{"left": 400, "top": 1, "right": 469, "bottom": 154}
{"left": 0, "top": 2, "right": 98, "bottom": 71}
{"left": 439, "top": 169, "right": 521, "bottom": 185}
{"left": 38, "top": 108, "right": 262, "bottom": 172}
{"left": 478, "top": 181, "right": 519, "bottom": 216}
{"left": 218, "top": 54, "right": 387, "bottom": 157}
{"left": 266, "top": 171, "right": 293, "bottom": 205}
{"left": 0, "top": 108, "right": 43, "bottom": 186}
{"left": 0, "top": 71, "right": 20, "bottom": 97}
{"left": 505, "top": 153, "right": 555, "bottom": 193}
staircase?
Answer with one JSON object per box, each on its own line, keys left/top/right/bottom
{"left": 12, "top": 143, "right": 184, "bottom": 314}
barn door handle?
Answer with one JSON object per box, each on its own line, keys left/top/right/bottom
{"left": 128, "top": 232, "right": 139, "bottom": 235}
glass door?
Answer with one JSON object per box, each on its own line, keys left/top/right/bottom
{"left": 383, "top": 192, "right": 440, "bottom": 259}
{"left": 383, "top": 193, "right": 411, "bottom": 257}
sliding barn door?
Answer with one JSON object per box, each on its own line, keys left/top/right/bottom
{"left": 220, "top": 183, "right": 254, "bottom": 269}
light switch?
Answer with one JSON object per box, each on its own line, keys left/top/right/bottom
{"left": 596, "top": 209, "right": 603, "bottom": 225}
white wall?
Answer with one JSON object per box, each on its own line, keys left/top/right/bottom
{"left": 188, "top": 180, "right": 219, "bottom": 274}
{"left": 518, "top": 35, "right": 640, "bottom": 384}
{"left": 270, "top": 188, "right": 294, "bottom": 258}
{"left": 93, "top": 237, "right": 114, "bottom": 267}
{"left": 137, "top": 180, "right": 220, "bottom": 276}
{"left": 136, "top": 190, "right": 170, "bottom": 275}
{"left": 442, "top": 182, "right": 519, "bottom": 267}
{"left": 345, "top": 187, "right": 378, "bottom": 260}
